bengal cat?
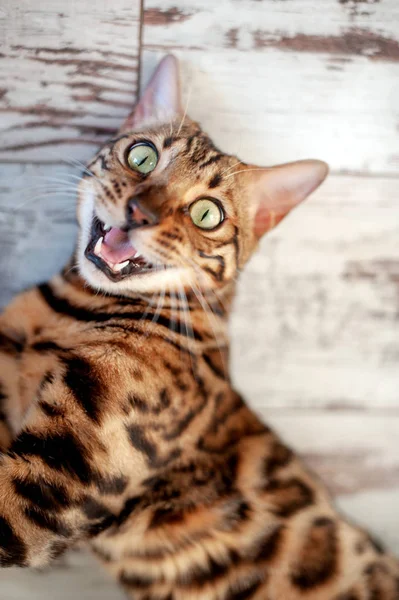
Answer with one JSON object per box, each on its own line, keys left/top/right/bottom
{"left": 0, "top": 55, "right": 398, "bottom": 600}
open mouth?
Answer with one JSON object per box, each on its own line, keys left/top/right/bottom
{"left": 85, "top": 217, "right": 156, "bottom": 281}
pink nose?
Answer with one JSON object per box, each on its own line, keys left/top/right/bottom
{"left": 126, "top": 197, "right": 158, "bottom": 228}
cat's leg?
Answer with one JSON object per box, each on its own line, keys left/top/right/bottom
{"left": 0, "top": 288, "right": 51, "bottom": 450}
{"left": 0, "top": 304, "right": 32, "bottom": 451}
{"left": 0, "top": 370, "right": 123, "bottom": 568}
{"left": 0, "top": 347, "right": 18, "bottom": 451}
{"left": 0, "top": 292, "right": 126, "bottom": 567}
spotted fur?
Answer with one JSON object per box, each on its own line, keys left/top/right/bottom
{"left": 0, "top": 56, "right": 398, "bottom": 599}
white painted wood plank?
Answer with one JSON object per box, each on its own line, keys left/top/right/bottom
{"left": 337, "top": 489, "right": 399, "bottom": 557}
{"left": 264, "top": 411, "right": 399, "bottom": 497}
{"left": 141, "top": 0, "right": 399, "bottom": 175}
{"left": 0, "top": 0, "right": 141, "bottom": 162}
{"left": 0, "top": 549, "right": 125, "bottom": 600}
{"left": 231, "top": 175, "right": 399, "bottom": 409}
{"left": 263, "top": 412, "right": 399, "bottom": 551}
{"left": 0, "top": 164, "right": 77, "bottom": 306}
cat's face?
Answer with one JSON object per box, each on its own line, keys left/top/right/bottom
{"left": 77, "top": 119, "right": 256, "bottom": 296}
{"left": 77, "top": 56, "right": 328, "bottom": 297}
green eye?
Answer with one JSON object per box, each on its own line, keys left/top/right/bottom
{"left": 189, "top": 198, "right": 224, "bottom": 230}
{"left": 127, "top": 143, "right": 158, "bottom": 174}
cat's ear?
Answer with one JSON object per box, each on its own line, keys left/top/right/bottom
{"left": 120, "top": 54, "right": 182, "bottom": 132}
{"left": 247, "top": 160, "right": 328, "bottom": 239}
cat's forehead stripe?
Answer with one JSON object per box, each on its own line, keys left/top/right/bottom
{"left": 209, "top": 174, "right": 222, "bottom": 189}
{"left": 198, "top": 154, "right": 223, "bottom": 170}
{"left": 163, "top": 136, "right": 178, "bottom": 149}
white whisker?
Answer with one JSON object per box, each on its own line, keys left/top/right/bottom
{"left": 176, "top": 79, "right": 193, "bottom": 137}
{"left": 51, "top": 151, "right": 100, "bottom": 182}
{"left": 13, "top": 191, "right": 78, "bottom": 210}
{"left": 149, "top": 284, "right": 166, "bottom": 330}
{"left": 224, "top": 167, "right": 267, "bottom": 179}
{"left": 27, "top": 174, "right": 85, "bottom": 184}
{"left": 219, "top": 160, "right": 242, "bottom": 177}
{"left": 177, "top": 275, "right": 196, "bottom": 376}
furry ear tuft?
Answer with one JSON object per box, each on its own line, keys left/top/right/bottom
{"left": 248, "top": 160, "right": 329, "bottom": 239}
{"left": 120, "top": 54, "right": 182, "bottom": 132}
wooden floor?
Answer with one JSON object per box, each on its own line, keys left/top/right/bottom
{"left": 0, "top": 0, "right": 398, "bottom": 596}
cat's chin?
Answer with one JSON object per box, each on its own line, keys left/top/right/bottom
{"left": 77, "top": 232, "right": 192, "bottom": 296}
{"left": 79, "top": 252, "right": 165, "bottom": 293}
{"left": 78, "top": 258, "right": 193, "bottom": 297}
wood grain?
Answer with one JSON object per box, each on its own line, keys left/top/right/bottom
{"left": 141, "top": 0, "right": 399, "bottom": 175}
{"left": 267, "top": 411, "right": 399, "bottom": 497}
{"left": 231, "top": 175, "right": 399, "bottom": 410}
{"left": 0, "top": 549, "right": 126, "bottom": 600}
{"left": 0, "top": 164, "right": 77, "bottom": 305}
{"left": 0, "top": 0, "right": 141, "bottom": 162}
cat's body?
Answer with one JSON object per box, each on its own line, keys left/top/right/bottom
{"left": 0, "top": 56, "right": 398, "bottom": 599}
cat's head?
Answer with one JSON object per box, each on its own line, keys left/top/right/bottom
{"left": 77, "top": 55, "right": 328, "bottom": 296}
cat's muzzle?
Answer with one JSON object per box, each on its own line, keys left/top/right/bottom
{"left": 84, "top": 216, "right": 156, "bottom": 282}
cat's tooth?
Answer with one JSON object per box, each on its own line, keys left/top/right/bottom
{"left": 103, "top": 224, "right": 112, "bottom": 232}
{"left": 113, "top": 260, "right": 130, "bottom": 272}
{"left": 94, "top": 237, "right": 103, "bottom": 256}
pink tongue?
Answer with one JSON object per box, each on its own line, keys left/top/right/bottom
{"left": 101, "top": 228, "right": 136, "bottom": 264}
